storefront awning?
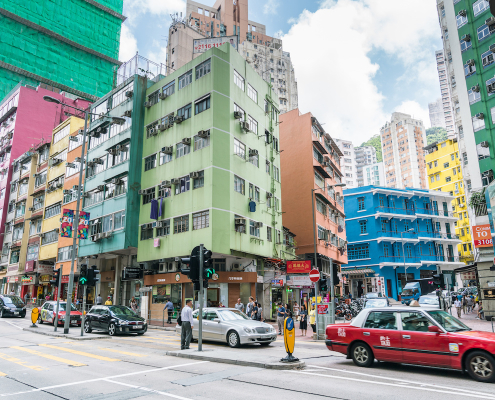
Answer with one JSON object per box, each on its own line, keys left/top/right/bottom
{"left": 341, "top": 268, "right": 376, "bottom": 275}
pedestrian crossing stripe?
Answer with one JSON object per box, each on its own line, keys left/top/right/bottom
{"left": 10, "top": 347, "right": 86, "bottom": 367}
{"left": 98, "top": 348, "right": 146, "bottom": 357}
{"left": 38, "top": 344, "right": 120, "bottom": 362}
{"left": 0, "top": 371, "right": 7, "bottom": 376}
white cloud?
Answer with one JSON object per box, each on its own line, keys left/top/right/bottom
{"left": 124, "top": 0, "right": 185, "bottom": 24}
{"left": 282, "top": 0, "right": 441, "bottom": 144}
{"left": 264, "top": 0, "right": 279, "bottom": 15}
{"left": 119, "top": 24, "right": 138, "bottom": 62}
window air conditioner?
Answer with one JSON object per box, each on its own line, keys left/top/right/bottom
{"left": 486, "top": 17, "right": 495, "bottom": 26}
{"left": 93, "top": 158, "right": 104, "bottom": 164}
{"left": 111, "top": 178, "right": 121, "bottom": 185}
{"left": 73, "top": 185, "right": 79, "bottom": 190}
{"left": 50, "top": 158, "right": 62, "bottom": 167}
{"left": 66, "top": 162, "right": 75, "bottom": 168}
{"left": 157, "top": 124, "right": 166, "bottom": 131}
{"left": 235, "top": 218, "right": 246, "bottom": 226}
{"left": 461, "top": 34, "right": 471, "bottom": 42}
{"left": 108, "top": 149, "right": 118, "bottom": 155}
{"left": 90, "top": 234, "right": 97, "bottom": 242}
{"left": 159, "top": 263, "right": 166, "bottom": 272}
{"left": 87, "top": 161, "right": 95, "bottom": 167}
{"left": 158, "top": 92, "right": 168, "bottom": 100}
{"left": 144, "top": 102, "right": 152, "bottom": 108}
{"left": 62, "top": 190, "right": 71, "bottom": 195}
{"left": 116, "top": 145, "right": 127, "bottom": 151}
{"left": 458, "top": 10, "right": 466, "bottom": 17}
{"left": 28, "top": 207, "right": 34, "bottom": 212}
{"left": 476, "top": 112, "right": 484, "bottom": 119}
{"left": 149, "top": 128, "right": 157, "bottom": 136}
{"left": 198, "top": 130, "right": 210, "bottom": 138}
{"left": 124, "top": 110, "right": 132, "bottom": 118}
{"left": 182, "top": 137, "right": 191, "bottom": 146}
{"left": 467, "top": 59, "right": 475, "bottom": 66}
{"left": 156, "top": 221, "right": 163, "bottom": 228}
{"left": 240, "top": 121, "right": 250, "bottom": 131}
{"left": 488, "top": 83, "right": 495, "bottom": 93}
{"left": 56, "top": 182, "right": 63, "bottom": 189}
{"left": 266, "top": 192, "right": 273, "bottom": 198}
{"left": 96, "top": 126, "right": 107, "bottom": 134}
{"left": 481, "top": 141, "right": 490, "bottom": 148}
{"left": 162, "top": 146, "right": 173, "bottom": 154}
{"left": 68, "top": 136, "right": 78, "bottom": 142}
{"left": 234, "top": 111, "right": 243, "bottom": 119}
{"left": 471, "top": 85, "right": 480, "bottom": 92}
{"left": 174, "top": 115, "right": 184, "bottom": 124}
{"left": 97, "top": 185, "right": 105, "bottom": 192}
{"left": 189, "top": 171, "right": 200, "bottom": 179}
{"left": 161, "top": 180, "right": 172, "bottom": 188}
{"left": 171, "top": 178, "right": 180, "bottom": 185}
{"left": 249, "top": 149, "right": 258, "bottom": 157}
{"left": 254, "top": 222, "right": 263, "bottom": 228}
{"left": 138, "top": 190, "right": 146, "bottom": 195}
{"left": 125, "top": 90, "right": 133, "bottom": 98}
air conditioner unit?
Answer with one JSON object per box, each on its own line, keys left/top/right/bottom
{"left": 50, "top": 158, "right": 62, "bottom": 167}
{"left": 167, "top": 263, "right": 176, "bottom": 272}
{"left": 322, "top": 161, "right": 329, "bottom": 167}
{"left": 189, "top": 171, "right": 200, "bottom": 179}
{"left": 111, "top": 178, "right": 121, "bottom": 185}
{"left": 144, "top": 102, "right": 152, "bottom": 108}
{"left": 197, "top": 130, "right": 210, "bottom": 138}
{"left": 87, "top": 161, "right": 95, "bottom": 167}
{"left": 138, "top": 190, "right": 146, "bottom": 195}
{"left": 476, "top": 112, "right": 484, "bottom": 119}
{"left": 249, "top": 149, "right": 258, "bottom": 157}
{"left": 481, "top": 141, "right": 490, "bottom": 148}
{"left": 486, "top": 17, "right": 495, "bottom": 26}
{"left": 161, "top": 180, "right": 171, "bottom": 188}
{"left": 97, "top": 185, "right": 105, "bottom": 192}
{"left": 123, "top": 110, "right": 132, "bottom": 118}
{"left": 155, "top": 221, "right": 163, "bottom": 228}
{"left": 90, "top": 234, "right": 97, "bottom": 242}
{"left": 234, "top": 111, "right": 243, "bottom": 119}
{"left": 458, "top": 9, "right": 466, "bottom": 17}
{"left": 488, "top": 83, "right": 495, "bottom": 93}
{"left": 125, "top": 90, "right": 133, "bottom": 98}
{"left": 182, "top": 137, "right": 191, "bottom": 146}
{"left": 105, "top": 231, "right": 113, "bottom": 239}
{"left": 235, "top": 218, "right": 246, "bottom": 226}
{"left": 471, "top": 85, "right": 480, "bottom": 92}
{"left": 162, "top": 146, "right": 173, "bottom": 154}
{"left": 108, "top": 149, "right": 118, "bottom": 155}
{"left": 254, "top": 222, "right": 263, "bottom": 228}
{"left": 171, "top": 178, "right": 180, "bottom": 185}
{"left": 81, "top": 192, "right": 89, "bottom": 198}
{"left": 460, "top": 203, "right": 465, "bottom": 208}
{"left": 68, "top": 136, "right": 79, "bottom": 142}
{"left": 266, "top": 192, "right": 273, "bottom": 198}
{"left": 96, "top": 126, "right": 107, "bottom": 134}
{"left": 461, "top": 34, "right": 471, "bottom": 42}
{"left": 73, "top": 185, "right": 79, "bottom": 190}
{"left": 56, "top": 182, "right": 63, "bottom": 189}
{"left": 116, "top": 144, "right": 127, "bottom": 152}
{"left": 92, "top": 158, "right": 104, "bottom": 165}
{"left": 159, "top": 263, "right": 166, "bottom": 272}
{"left": 149, "top": 128, "right": 157, "bottom": 136}
{"left": 174, "top": 115, "right": 184, "bottom": 124}
{"left": 66, "top": 162, "right": 75, "bottom": 168}
{"left": 157, "top": 124, "right": 166, "bottom": 131}
{"left": 28, "top": 207, "right": 34, "bottom": 212}
{"left": 467, "top": 59, "right": 475, "bottom": 66}
{"left": 62, "top": 190, "right": 71, "bottom": 195}
{"left": 158, "top": 92, "right": 168, "bottom": 100}
{"left": 240, "top": 121, "right": 250, "bottom": 131}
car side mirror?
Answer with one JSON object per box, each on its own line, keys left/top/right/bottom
{"left": 428, "top": 325, "right": 441, "bottom": 333}
{"left": 213, "top": 318, "right": 221, "bottom": 323}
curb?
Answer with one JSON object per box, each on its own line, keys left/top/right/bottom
{"left": 148, "top": 325, "right": 176, "bottom": 332}
{"left": 22, "top": 327, "right": 111, "bottom": 340}
{"left": 165, "top": 351, "right": 305, "bottom": 370}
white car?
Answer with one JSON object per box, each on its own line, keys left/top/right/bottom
{"left": 418, "top": 295, "right": 443, "bottom": 309}
{"left": 176, "top": 307, "right": 277, "bottom": 348}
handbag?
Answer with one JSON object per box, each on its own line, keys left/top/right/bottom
{"left": 177, "top": 314, "right": 182, "bottom": 326}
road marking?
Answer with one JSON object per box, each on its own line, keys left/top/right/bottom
{"left": 0, "top": 352, "right": 44, "bottom": 371}
{"left": 0, "top": 320, "right": 23, "bottom": 330}
{"left": 0, "top": 372, "right": 6, "bottom": 376}
{"left": 98, "top": 348, "right": 146, "bottom": 357}
{"left": 0, "top": 361, "right": 208, "bottom": 397}
{"left": 10, "top": 347, "right": 85, "bottom": 367}
{"left": 105, "top": 379, "right": 193, "bottom": 400}
{"left": 38, "top": 344, "right": 120, "bottom": 362}
{"left": 308, "top": 365, "right": 495, "bottom": 399}
{"left": 290, "top": 370, "right": 495, "bottom": 399}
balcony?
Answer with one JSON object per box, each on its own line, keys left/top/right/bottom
{"left": 415, "top": 208, "right": 456, "bottom": 220}
{"left": 379, "top": 256, "right": 421, "bottom": 266}
{"left": 417, "top": 231, "right": 461, "bottom": 243}
{"left": 377, "top": 230, "right": 418, "bottom": 243}
{"left": 419, "top": 255, "right": 464, "bottom": 265}
{"left": 374, "top": 207, "right": 416, "bottom": 220}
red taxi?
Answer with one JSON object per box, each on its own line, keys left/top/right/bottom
{"left": 326, "top": 306, "right": 495, "bottom": 382}
{"left": 38, "top": 301, "right": 83, "bottom": 326}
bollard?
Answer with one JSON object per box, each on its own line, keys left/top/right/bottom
{"left": 30, "top": 308, "right": 39, "bottom": 328}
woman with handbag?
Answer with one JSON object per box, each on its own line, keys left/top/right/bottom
{"left": 251, "top": 302, "right": 259, "bottom": 320}
{"left": 299, "top": 304, "right": 307, "bottom": 336}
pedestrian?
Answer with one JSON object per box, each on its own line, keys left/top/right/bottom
{"left": 467, "top": 296, "right": 474, "bottom": 313}
{"left": 10, "top": 289, "right": 14, "bottom": 295}
{"left": 299, "top": 304, "right": 307, "bottom": 336}
{"left": 246, "top": 296, "right": 254, "bottom": 317}
{"left": 164, "top": 298, "right": 174, "bottom": 324}
{"left": 309, "top": 304, "right": 316, "bottom": 333}
{"left": 180, "top": 299, "right": 194, "bottom": 350}
{"left": 251, "top": 301, "right": 259, "bottom": 320}
{"left": 454, "top": 298, "right": 462, "bottom": 318}
{"left": 257, "top": 303, "right": 263, "bottom": 322}
{"left": 130, "top": 297, "right": 138, "bottom": 313}
{"left": 457, "top": 293, "right": 463, "bottom": 302}
{"left": 276, "top": 302, "right": 286, "bottom": 335}
{"left": 96, "top": 293, "right": 103, "bottom": 305}
{"left": 234, "top": 298, "right": 244, "bottom": 313}
{"left": 462, "top": 295, "right": 468, "bottom": 314}
{"left": 348, "top": 292, "right": 352, "bottom": 301}
{"left": 219, "top": 302, "right": 225, "bottom": 307}
{"left": 105, "top": 296, "right": 112, "bottom": 305}
{"left": 476, "top": 302, "right": 484, "bottom": 320}
{"left": 24, "top": 292, "right": 29, "bottom": 305}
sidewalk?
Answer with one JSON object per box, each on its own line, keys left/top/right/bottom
{"left": 453, "top": 305, "right": 494, "bottom": 332}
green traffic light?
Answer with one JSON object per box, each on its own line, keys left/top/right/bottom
{"left": 80, "top": 277, "right": 87, "bottom": 285}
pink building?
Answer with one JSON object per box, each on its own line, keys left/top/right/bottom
{"left": 0, "top": 84, "right": 90, "bottom": 257}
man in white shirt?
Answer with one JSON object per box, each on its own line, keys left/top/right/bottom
{"left": 454, "top": 299, "right": 462, "bottom": 318}
{"left": 234, "top": 298, "right": 244, "bottom": 313}
{"left": 181, "top": 299, "right": 194, "bottom": 350}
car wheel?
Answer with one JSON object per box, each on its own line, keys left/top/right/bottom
{"left": 0, "top": 309, "right": 3, "bottom": 318}
{"left": 466, "top": 351, "right": 495, "bottom": 383}
{"left": 108, "top": 323, "right": 117, "bottom": 336}
{"left": 227, "top": 330, "right": 241, "bottom": 348}
{"left": 351, "top": 342, "right": 374, "bottom": 368}
{"left": 84, "top": 320, "right": 92, "bottom": 333}
{"left": 38, "top": 314, "right": 43, "bottom": 324}
{"left": 20, "top": 312, "right": 25, "bottom": 318}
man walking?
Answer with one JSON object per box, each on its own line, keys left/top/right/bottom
{"left": 96, "top": 294, "right": 103, "bottom": 305}
{"left": 234, "top": 298, "right": 244, "bottom": 313}
{"left": 246, "top": 296, "right": 254, "bottom": 317}
{"left": 277, "top": 302, "right": 286, "bottom": 335}
{"left": 181, "top": 299, "right": 194, "bottom": 350}
{"left": 454, "top": 298, "right": 462, "bottom": 318}
{"left": 164, "top": 298, "right": 174, "bottom": 324}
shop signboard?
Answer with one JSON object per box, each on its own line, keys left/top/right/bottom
{"left": 61, "top": 275, "right": 70, "bottom": 284}
{"left": 462, "top": 271, "right": 476, "bottom": 281}
{"left": 193, "top": 35, "right": 238, "bottom": 53}
{"left": 39, "top": 275, "right": 51, "bottom": 283}
{"left": 287, "top": 275, "right": 313, "bottom": 287}
{"left": 37, "top": 263, "right": 54, "bottom": 275}
{"left": 286, "top": 260, "right": 311, "bottom": 274}
{"left": 21, "top": 275, "right": 35, "bottom": 284}
{"left": 122, "top": 267, "right": 143, "bottom": 280}
{"left": 25, "top": 261, "right": 35, "bottom": 273}
{"left": 271, "top": 279, "right": 285, "bottom": 287}
{"left": 473, "top": 224, "right": 492, "bottom": 248}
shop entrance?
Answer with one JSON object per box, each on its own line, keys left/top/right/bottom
{"left": 206, "top": 288, "right": 220, "bottom": 307}
{"left": 271, "top": 287, "right": 284, "bottom": 316}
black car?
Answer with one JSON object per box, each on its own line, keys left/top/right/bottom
{"left": 84, "top": 305, "right": 147, "bottom": 336}
{"left": 0, "top": 295, "right": 26, "bottom": 318}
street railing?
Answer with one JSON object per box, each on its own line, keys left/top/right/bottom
{"left": 146, "top": 309, "right": 177, "bottom": 327}
{"left": 375, "top": 206, "right": 415, "bottom": 215}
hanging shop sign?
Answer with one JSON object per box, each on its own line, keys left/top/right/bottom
{"left": 473, "top": 224, "right": 493, "bottom": 248}
{"left": 77, "top": 211, "right": 90, "bottom": 239}
{"left": 286, "top": 260, "right": 312, "bottom": 274}
{"left": 61, "top": 209, "right": 74, "bottom": 238}
{"left": 287, "top": 275, "right": 313, "bottom": 287}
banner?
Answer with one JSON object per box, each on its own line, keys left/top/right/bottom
{"left": 473, "top": 224, "right": 492, "bottom": 248}
{"left": 193, "top": 35, "right": 238, "bottom": 53}
{"left": 287, "top": 260, "right": 311, "bottom": 274}
{"left": 287, "top": 275, "right": 313, "bottom": 287}
{"left": 60, "top": 209, "right": 74, "bottom": 238}
{"left": 77, "top": 211, "right": 90, "bottom": 239}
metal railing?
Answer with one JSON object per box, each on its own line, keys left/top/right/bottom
{"left": 375, "top": 206, "right": 415, "bottom": 215}
{"left": 379, "top": 256, "right": 419, "bottom": 263}
{"left": 377, "top": 230, "right": 417, "bottom": 239}
{"left": 146, "top": 309, "right": 178, "bottom": 327}
{"left": 417, "top": 231, "right": 459, "bottom": 240}
{"left": 419, "top": 255, "right": 461, "bottom": 263}
{"left": 416, "top": 208, "right": 455, "bottom": 217}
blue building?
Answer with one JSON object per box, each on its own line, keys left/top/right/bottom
{"left": 343, "top": 185, "right": 463, "bottom": 300}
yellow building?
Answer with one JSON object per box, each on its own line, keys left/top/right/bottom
{"left": 425, "top": 138, "right": 474, "bottom": 264}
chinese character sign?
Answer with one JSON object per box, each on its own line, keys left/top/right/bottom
{"left": 286, "top": 260, "right": 312, "bottom": 274}
{"left": 60, "top": 209, "right": 74, "bottom": 238}
{"left": 77, "top": 211, "right": 90, "bottom": 239}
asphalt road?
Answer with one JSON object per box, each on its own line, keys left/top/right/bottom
{"left": 1, "top": 317, "right": 494, "bottom": 400}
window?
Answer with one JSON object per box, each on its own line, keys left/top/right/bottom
{"left": 195, "top": 59, "right": 211, "bottom": 80}
{"left": 18, "top": 180, "right": 28, "bottom": 196}
{"left": 400, "top": 312, "right": 433, "bottom": 332}
{"left": 113, "top": 210, "right": 126, "bottom": 230}
{"left": 249, "top": 220, "right": 260, "bottom": 237}
{"left": 273, "top": 165, "right": 280, "bottom": 181}
{"left": 482, "top": 50, "right": 494, "bottom": 68}
{"left": 57, "top": 246, "right": 74, "bottom": 262}
{"left": 32, "top": 194, "right": 44, "bottom": 211}
{"left": 464, "top": 61, "right": 476, "bottom": 77}
{"left": 13, "top": 223, "right": 24, "bottom": 241}
{"left": 474, "top": 0, "right": 489, "bottom": 16}
{"left": 193, "top": 171, "right": 204, "bottom": 189}
{"left": 175, "top": 176, "right": 190, "bottom": 195}
{"left": 234, "top": 70, "right": 245, "bottom": 90}
{"left": 112, "top": 81, "right": 133, "bottom": 108}
{"left": 156, "top": 219, "right": 170, "bottom": 236}
{"left": 266, "top": 161, "right": 270, "bottom": 175}
{"left": 359, "top": 220, "right": 367, "bottom": 234}
{"left": 140, "top": 224, "right": 153, "bottom": 240}
{"left": 348, "top": 244, "right": 369, "bottom": 260}
{"left": 317, "top": 225, "right": 326, "bottom": 240}
{"left": 316, "top": 198, "right": 326, "bottom": 215}
{"left": 85, "top": 189, "right": 104, "bottom": 207}
{"left": 39, "top": 146, "right": 49, "bottom": 163}
{"left": 234, "top": 175, "right": 245, "bottom": 195}
{"left": 178, "top": 70, "right": 193, "bottom": 89}
{"left": 193, "top": 210, "right": 209, "bottom": 230}
{"left": 177, "top": 103, "right": 192, "bottom": 120}
{"left": 248, "top": 149, "right": 259, "bottom": 167}
{"left": 42, "top": 230, "right": 58, "bottom": 245}
{"left": 160, "top": 150, "right": 173, "bottom": 165}
{"left": 472, "top": 115, "right": 485, "bottom": 132}
{"left": 247, "top": 84, "right": 258, "bottom": 103}
{"left": 364, "top": 312, "right": 397, "bottom": 330}
{"left": 194, "top": 132, "right": 210, "bottom": 151}
{"left": 444, "top": 162, "right": 449, "bottom": 168}
{"left": 53, "top": 125, "right": 70, "bottom": 144}
{"left": 174, "top": 215, "right": 189, "bottom": 233}
{"left": 456, "top": 13, "right": 467, "bottom": 29}
{"left": 248, "top": 115, "right": 258, "bottom": 134}
{"left": 144, "top": 154, "right": 157, "bottom": 171}
{"left": 234, "top": 138, "right": 246, "bottom": 158}
{"left": 147, "top": 90, "right": 159, "bottom": 106}
{"left": 26, "top": 244, "right": 39, "bottom": 261}
{"left": 163, "top": 81, "right": 175, "bottom": 97}
{"left": 176, "top": 142, "right": 191, "bottom": 158}
{"left": 34, "top": 170, "right": 46, "bottom": 188}
{"left": 15, "top": 201, "right": 26, "bottom": 218}
{"left": 195, "top": 94, "right": 210, "bottom": 115}
{"left": 29, "top": 218, "right": 42, "bottom": 236}
{"left": 358, "top": 197, "right": 365, "bottom": 210}
{"left": 477, "top": 23, "right": 495, "bottom": 42}
{"left": 460, "top": 38, "right": 472, "bottom": 52}
{"left": 267, "top": 226, "right": 272, "bottom": 242}
{"left": 314, "top": 171, "right": 324, "bottom": 188}
{"left": 234, "top": 103, "right": 245, "bottom": 121}
{"left": 10, "top": 249, "right": 20, "bottom": 264}
{"left": 142, "top": 187, "right": 155, "bottom": 205}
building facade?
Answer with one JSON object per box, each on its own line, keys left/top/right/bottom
{"left": 279, "top": 109, "right": 347, "bottom": 302}
{"left": 428, "top": 98, "right": 447, "bottom": 128}
{"left": 355, "top": 145, "right": 377, "bottom": 187}
{"left": 362, "top": 162, "right": 385, "bottom": 186}
{"left": 166, "top": 0, "right": 298, "bottom": 113}
{"left": 435, "top": 49, "right": 455, "bottom": 134}
{"left": 0, "top": 0, "right": 125, "bottom": 100}
{"left": 137, "top": 44, "right": 294, "bottom": 321}
{"left": 343, "top": 186, "right": 463, "bottom": 300}
{"left": 334, "top": 139, "right": 357, "bottom": 188}
{"left": 381, "top": 112, "right": 428, "bottom": 190}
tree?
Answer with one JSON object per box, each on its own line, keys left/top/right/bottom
{"left": 425, "top": 127, "right": 448, "bottom": 145}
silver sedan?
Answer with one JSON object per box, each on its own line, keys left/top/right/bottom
{"left": 176, "top": 307, "right": 277, "bottom": 348}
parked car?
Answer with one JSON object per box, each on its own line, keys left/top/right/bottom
{"left": 417, "top": 295, "right": 443, "bottom": 309}
{"left": 84, "top": 305, "right": 147, "bottom": 336}
{"left": 326, "top": 306, "right": 495, "bottom": 382}
{"left": 364, "top": 292, "right": 382, "bottom": 299}
{"left": 38, "top": 301, "right": 82, "bottom": 326}
{"left": 363, "top": 298, "right": 390, "bottom": 309}
{"left": 175, "top": 308, "right": 277, "bottom": 348}
{"left": 0, "top": 295, "right": 26, "bottom": 318}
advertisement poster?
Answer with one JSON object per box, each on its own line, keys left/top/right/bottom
{"left": 317, "top": 304, "right": 329, "bottom": 315}
{"left": 77, "top": 211, "right": 90, "bottom": 239}
{"left": 286, "top": 260, "right": 311, "bottom": 274}
{"left": 60, "top": 209, "right": 74, "bottom": 238}
{"left": 287, "top": 275, "right": 313, "bottom": 287}
{"left": 473, "top": 224, "right": 492, "bottom": 248}
{"left": 193, "top": 35, "right": 238, "bottom": 53}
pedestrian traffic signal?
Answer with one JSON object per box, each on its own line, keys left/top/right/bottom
{"left": 203, "top": 249, "right": 214, "bottom": 279}
{"left": 332, "top": 265, "right": 340, "bottom": 286}
{"left": 87, "top": 265, "right": 100, "bottom": 286}
{"left": 180, "top": 246, "right": 200, "bottom": 282}
{"left": 50, "top": 269, "right": 60, "bottom": 287}
{"left": 79, "top": 264, "right": 88, "bottom": 286}
{"left": 432, "top": 273, "right": 445, "bottom": 289}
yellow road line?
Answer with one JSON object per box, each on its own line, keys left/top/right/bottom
{"left": 38, "top": 344, "right": 120, "bottom": 362}
{"left": 0, "top": 371, "right": 7, "bottom": 376}
{"left": 10, "top": 347, "right": 85, "bottom": 367}
{"left": 98, "top": 348, "right": 146, "bottom": 357}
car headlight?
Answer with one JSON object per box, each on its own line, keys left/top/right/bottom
{"left": 243, "top": 327, "right": 254, "bottom": 334}
{"left": 120, "top": 321, "right": 129, "bottom": 325}
{"left": 269, "top": 326, "right": 276, "bottom": 333}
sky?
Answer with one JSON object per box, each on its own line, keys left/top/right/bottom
{"left": 119, "top": 0, "right": 443, "bottom": 145}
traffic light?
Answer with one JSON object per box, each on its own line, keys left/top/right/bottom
{"left": 50, "top": 269, "right": 60, "bottom": 287}
{"left": 320, "top": 279, "right": 328, "bottom": 292}
{"left": 79, "top": 264, "right": 88, "bottom": 286}
{"left": 332, "top": 265, "right": 340, "bottom": 286}
{"left": 87, "top": 265, "right": 100, "bottom": 286}
{"left": 180, "top": 246, "right": 200, "bottom": 281}
{"left": 202, "top": 248, "right": 214, "bottom": 290}
{"left": 432, "top": 273, "right": 445, "bottom": 290}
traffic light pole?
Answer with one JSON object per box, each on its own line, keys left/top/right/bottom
{"left": 54, "top": 271, "right": 62, "bottom": 332}
{"left": 80, "top": 285, "right": 87, "bottom": 336}
{"left": 330, "top": 258, "right": 335, "bottom": 325}
{"left": 198, "top": 243, "right": 204, "bottom": 352}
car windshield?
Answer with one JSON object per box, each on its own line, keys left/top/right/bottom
{"left": 366, "top": 293, "right": 380, "bottom": 298}
{"left": 217, "top": 310, "right": 249, "bottom": 321}
{"left": 427, "top": 310, "right": 471, "bottom": 332}
{"left": 419, "top": 296, "right": 440, "bottom": 305}
{"left": 364, "top": 299, "right": 388, "bottom": 308}
{"left": 401, "top": 289, "right": 415, "bottom": 296}
{"left": 1, "top": 296, "right": 24, "bottom": 307}
{"left": 56, "top": 303, "right": 78, "bottom": 311}
{"left": 109, "top": 306, "right": 137, "bottom": 317}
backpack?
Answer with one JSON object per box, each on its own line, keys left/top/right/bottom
{"left": 177, "top": 314, "right": 182, "bottom": 326}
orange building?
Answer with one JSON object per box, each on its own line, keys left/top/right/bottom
{"left": 280, "top": 109, "right": 347, "bottom": 297}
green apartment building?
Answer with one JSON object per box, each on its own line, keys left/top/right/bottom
{"left": 0, "top": 0, "right": 125, "bottom": 100}
{"left": 138, "top": 44, "right": 294, "bottom": 320}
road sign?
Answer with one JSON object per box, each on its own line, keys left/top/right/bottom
{"left": 309, "top": 269, "right": 320, "bottom": 282}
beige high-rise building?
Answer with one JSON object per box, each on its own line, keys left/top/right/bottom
{"left": 166, "top": 0, "right": 298, "bottom": 113}
{"left": 381, "top": 112, "right": 428, "bottom": 189}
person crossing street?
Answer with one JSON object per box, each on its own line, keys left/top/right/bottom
{"left": 180, "top": 299, "right": 194, "bottom": 350}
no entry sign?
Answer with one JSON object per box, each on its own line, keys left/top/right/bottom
{"left": 309, "top": 269, "right": 320, "bottom": 283}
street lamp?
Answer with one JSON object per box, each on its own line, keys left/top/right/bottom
{"left": 311, "top": 182, "right": 346, "bottom": 339}
{"left": 42, "top": 96, "right": 125, "bottom": 335}
{"left": 401, "top": 228, "right": 415, "bottom": 290}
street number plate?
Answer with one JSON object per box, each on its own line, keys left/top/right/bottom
{"left": 14, "top": 312, "right": 18, "bottom": 315}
